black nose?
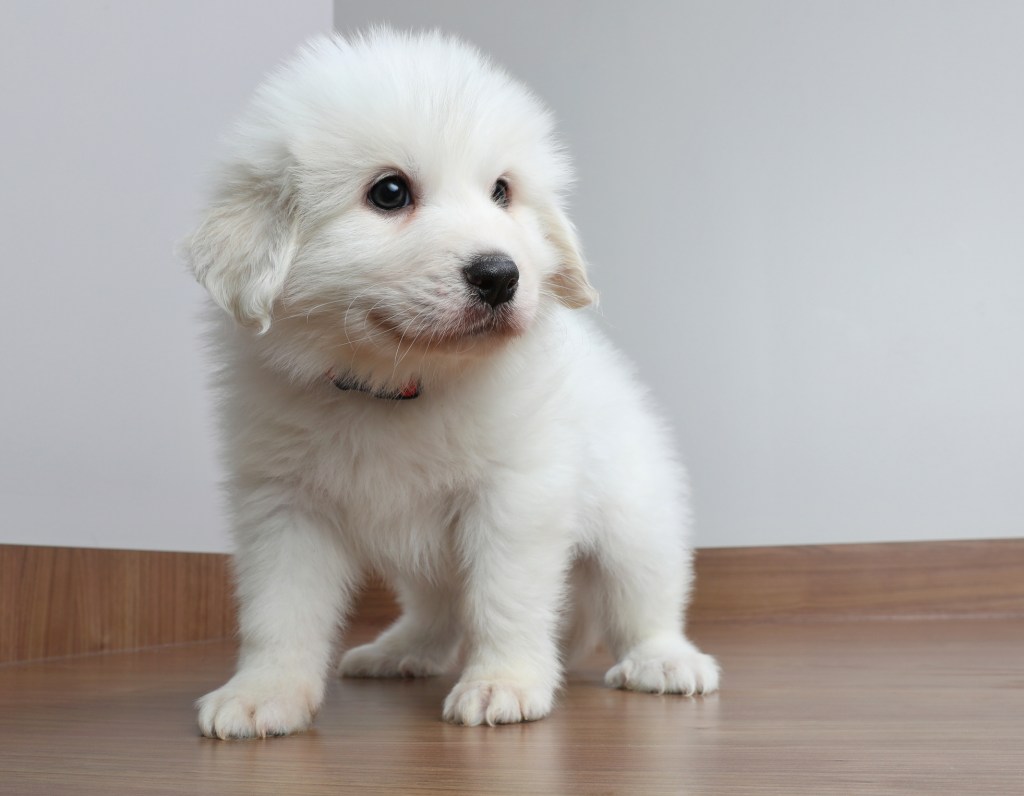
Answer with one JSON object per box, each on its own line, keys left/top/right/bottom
{"left": 463, "top": 255, "right": 519, "bottom": 308}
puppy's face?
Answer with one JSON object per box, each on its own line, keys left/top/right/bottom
{"left": 188, "top": 32, "right": 596, "bottom": 389}
{"left": 288, "top": 120, "right": 561, "bottom": 355}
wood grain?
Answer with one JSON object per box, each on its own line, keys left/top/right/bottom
{"left": 4, "top": 538, "right": 1023, "bottom": 664}
{"left": 0, "top": 545, "right": 236, "bottom": 664}
{"left": 1, "top": 620, "right": 1021, "bottom": 794}
{"left": 690, "top": 538, "right": 1024, "bottom": 622}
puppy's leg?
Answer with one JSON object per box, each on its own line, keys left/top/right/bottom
{"left": 442, "top": 491, "right": 572, "bottom": 726}
{"left": 339, "top": 577, "right": 461, "bottom": 678}
{"left": 598, "top": 536, "right": 719, "bottom": 696}
{"left": 197, "top": 491, "right": 356, "bottom": 739}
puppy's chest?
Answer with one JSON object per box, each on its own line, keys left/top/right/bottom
{"left": 300, "top": 405, "right": 486, "bottom": 527}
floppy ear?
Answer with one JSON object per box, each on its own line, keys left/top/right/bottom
{"left": 185, "top": 169, "right": 298, "bottom": 333}
{"left": 540, "top": 202, "right": 598, "bottom": 309}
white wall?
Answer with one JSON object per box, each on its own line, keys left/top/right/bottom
{"left": 0, "top": 1, "right": 333, "bottom": 552}
{"left": 2, "top": 2, "right": 1020, "bottom": 553}
{"left": 333, "top": 0, "right": 1024, "bottom": 547}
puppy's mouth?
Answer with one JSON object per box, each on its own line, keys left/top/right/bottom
{"left": 368, "top": 303, "right": 524, "bottom": 350}
{"left": 452, "top": 304, "right": 523, "bottom": 339}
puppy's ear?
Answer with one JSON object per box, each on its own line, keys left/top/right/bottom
{"left": 185, "top": 169, "right": 297, "bottom": 333}
{"left": 540, "top": 203, "right": 598, "bottom": 309}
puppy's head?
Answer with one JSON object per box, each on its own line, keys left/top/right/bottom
{"left": 186, "top": 30, "right": 596, "bottom": 388}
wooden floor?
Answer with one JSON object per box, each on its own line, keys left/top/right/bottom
{"left": 1, "top": 620, "right": 1021, "bottom": 795}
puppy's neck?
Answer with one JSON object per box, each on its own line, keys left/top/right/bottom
{"left": 326, "top": 369, "right": 421, "bottom": 400}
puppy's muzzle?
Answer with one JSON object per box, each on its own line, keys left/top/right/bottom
{"left": 463, "top": 254, "right": 519, "bottom": 308}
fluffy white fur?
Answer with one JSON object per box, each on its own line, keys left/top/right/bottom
{"left": 187, "top": 29, "right": 718, "bottom": 739}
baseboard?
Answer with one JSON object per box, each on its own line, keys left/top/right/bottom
{"left": 688, "top": 539, "right": 1024, "bottom": 622}
{"left": 3, "top": 538, "right": 1022, "bottom": 664}
{"left": 1, "top": 545, "right": 235, "bottom": 665}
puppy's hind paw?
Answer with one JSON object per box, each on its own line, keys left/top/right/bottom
{"left": 605, "top": 637, "right": 720, "bottom": 696}
{"left": 339, "top": 642, "right": 447, "bottom": 678}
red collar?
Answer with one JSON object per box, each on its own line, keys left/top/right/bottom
{"left": 326, "top": 370, "right": 420, "bottom": 400}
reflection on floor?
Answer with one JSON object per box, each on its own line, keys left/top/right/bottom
{"left": 1, "top": 620, "right": 1021, "bottom": 795}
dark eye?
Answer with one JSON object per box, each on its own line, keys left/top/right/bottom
{"left": 491, "top": 178, "right": 510, "bottom": 208}
{"left": 368, "top": 175, "right": 412, "bottom": 211}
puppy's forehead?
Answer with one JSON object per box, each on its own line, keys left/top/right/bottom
{"left": 277, "top": 32, "right": 562, "bottom": 197}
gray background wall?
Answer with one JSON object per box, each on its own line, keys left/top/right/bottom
{"left": 1, "top": 1, "right": 333, "bottom": 552}
{"left": 2, "top": 1, "right": 1021, "bottom": 552}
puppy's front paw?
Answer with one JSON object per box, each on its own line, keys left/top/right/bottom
{"left": 605, "top": 636, "right": 720, "bottom": 696}
{"left": 197, "top": 671, "right": 322, "bottom": 739}
{"left": 339, "top": 642, "right": 447, "bottom": 678}
{"left": 443, "top": 679, "right": 554, "bottom": 726}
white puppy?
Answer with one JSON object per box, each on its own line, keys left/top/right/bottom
{"left": 187, "top": 29, "right": 718, "bottom": 739}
